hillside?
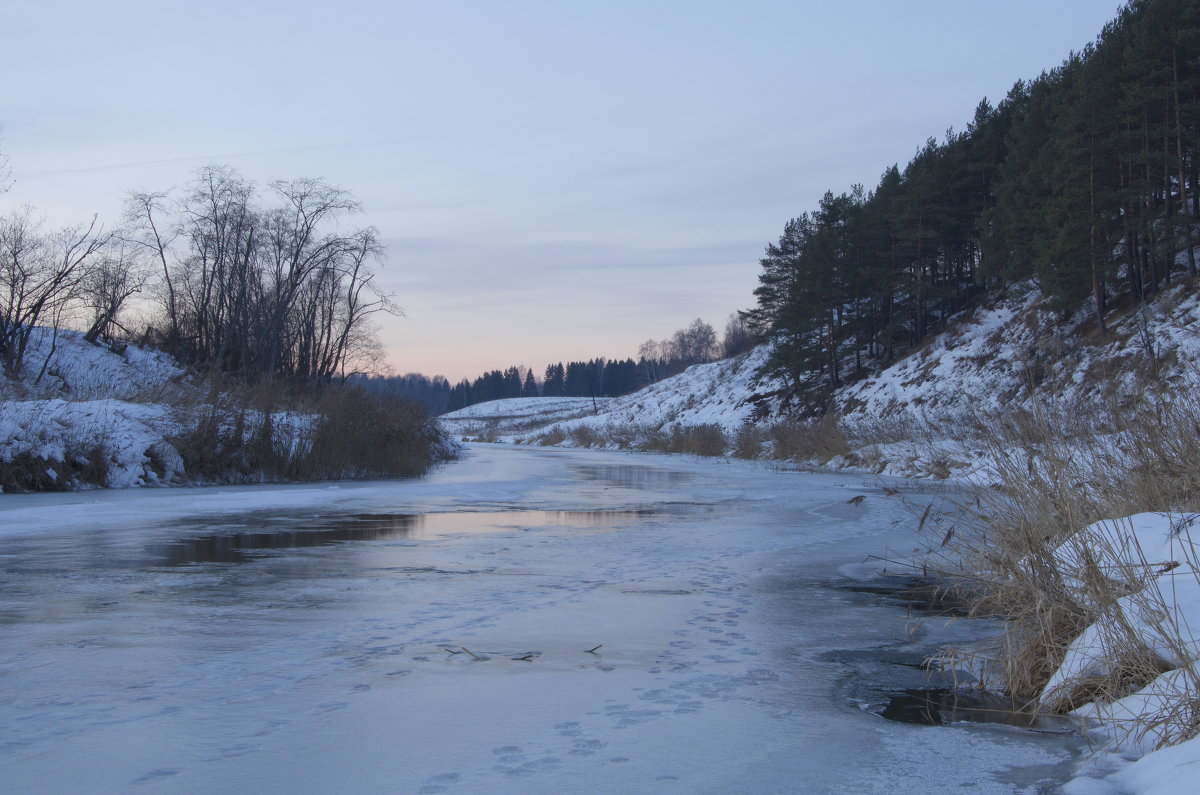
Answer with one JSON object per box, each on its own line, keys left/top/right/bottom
{"left": 0, "top": 329, "right": 190, "bottom": 489}
{"left": 440, "top": 345, "right": 778, "bottom": 443}
{"left": 444, "top": 281, "right": 1200, "bottom": 478}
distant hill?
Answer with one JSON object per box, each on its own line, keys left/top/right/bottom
{"left": 441, "top": 280, "right": 1200, "bottom": 479}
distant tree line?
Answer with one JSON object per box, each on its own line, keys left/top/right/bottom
{"left": 746, "top": 0, "right": 1200, "bottom": 395}
{"left": 444, "top": 359, "right": 640, "bottom": 412}
{"left": 428, "top": 317, "right": 755, "bottom": 413}
{"left": 351, "top": 372, "right": 453, "bottom": 415}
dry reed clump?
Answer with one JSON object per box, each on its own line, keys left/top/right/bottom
{"left": 170, "top": 379, "right": 451, "bottom": 483}
{"left": 766, "top": 414, "right": 849, "bottom": 463}
{"left": 568, "top": 425, "right": 601, "bottom": 447}
{"left": 731, "top": 424, "right": 765, "bottom": 459}
{"left": 527, "top": 421, "right": 731, "bottom": 457}
{"left": 167, "top": 375, "right": 299, "bottom": 481}
{"left": 527, "top": 415, "right": 846, "bottom": 462}
{"left": 534, "top": 426, "right": 567, "bottom": 446}
{"left": 663, "top": 424, "right": 726, "bottom": 457}
{"left": 635, "top": 427, "right": 673, "bottom": 453}
{"left": 0, "top": 447, "right": 111, "bottom": 492}
{"left": 921, "top": 393, "right": 1200, "bottom": 746}
{"left": 299, "top": 386, "right": 450, "bottom": 479}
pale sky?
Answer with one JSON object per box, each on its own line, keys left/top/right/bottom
{"left": 4, "top": 1, "right": 1121, "bottom": 381}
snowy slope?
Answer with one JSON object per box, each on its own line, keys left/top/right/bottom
{"left": 1048, "top": 513, "right": 1200, "bottom": 795}
{"left": 439, "top": 346, "right": 781, "bottom": 445}
{"left": 7, "top": 327, "right": 183, "bottom": 400}
{"left": 1, "top": 329, "right": 319, "bottom": 489}
{"left": 545, "top": 344, "right": 775, "bottom": 435}
{"left": 446, "top": 284, "right": 1200, "bottom": 480}
{"left": 0, "top": 330, "right": 190, "bottom": 489}
{"left": 836, "top": 283, "right": 1200, "bottom": 422}
{"left": 439, "top": 397, "right": 612, "bottom": 438}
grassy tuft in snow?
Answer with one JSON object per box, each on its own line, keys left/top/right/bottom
{"left": 913, "top": 391, "right": 1200, "bottom": 752}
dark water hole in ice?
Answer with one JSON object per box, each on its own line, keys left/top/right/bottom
{"left": 876, "top": 687, "right": 1073, "bottom": 731}
{"left": 829, "top": 575, "right": 1077, "bottom": 735}
{"left": 835, "top": 574, "right": 972, "bottom": 617}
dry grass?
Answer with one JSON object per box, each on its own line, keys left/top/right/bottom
{"left": 916, "top": 392, "right": 1200, "bottom": 747}
{"left": 528, "top": 414, "right": 851, "bottom": 464}
{"left": 534, "top": 426, "right": 567, "bottom": 446}
{"left": 170, "top": 379, "right": 451, "bottom": 483}
{"left": 765, "top": 414, "right": 850, "bottom": 463}
{"left": 299, "top": 386, "right": 450, "bottom": 479}
{"left": 0, "top": 446, "right": 110, "bottom": 491}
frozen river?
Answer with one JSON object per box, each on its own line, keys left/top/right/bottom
{"left": 0, "top": 445, "right": 1082, "bottom": 793}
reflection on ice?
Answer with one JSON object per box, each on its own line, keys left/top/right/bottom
{"left": 571, "top": 464, "right": 693, "bottom": 490}
{"left": 149, "top": 508, "right": 665, "bottom": 566}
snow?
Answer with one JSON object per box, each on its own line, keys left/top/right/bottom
{"left": 0, "top": 329, "right": 189, "bottom": 488}
{"left": 7, "top": 282, "right": 1200, "bottom": 788}
{"left": 549, "top": 346, "right": 774, "bottom": 435}
{"left": 439, "top": 347, "right": 778, "bottom": 446}
{"left": 0, "top": 398, "right": 176, "bottom": 487}
{"left": 12, "top": 326, "right": 183, "bottom": 400}
{"left": 835, "top": 283, "right": 1200, "bottom": 424}
{"left": 0, "top": 328, "right": 319, "bottom": 489}
{"left": 1042, "top": 515, "right": 1200, "bottom": 711}
{"left": 433, "top": 285, "right": 1200, "bottom": 792}
{"left": 1017, "top": 513, "right": 1200, "bottom": 793}
{"left": 440, "top": 397, "right": 611, "bottom": 438}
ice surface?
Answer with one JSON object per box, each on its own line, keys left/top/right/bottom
{"left": 0, "top": 445, "right": 1083, "bottom": 792}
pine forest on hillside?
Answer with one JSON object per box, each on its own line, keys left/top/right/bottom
{"left": 746, "top": 0, "right": 1200, "bottom": 405}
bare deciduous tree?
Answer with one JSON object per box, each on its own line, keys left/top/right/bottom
{"left": 124, "top": 191, "right": 181, "bottom": 349}
{"left": 670, "top": 318, "right": 718, "bottom": 367}
{"left": 721, "top": 312, "right": 756, "bottom": 358}
{"left": 0, "top": 207, "right": 111, "bottom": 378}
{"left": 82, "top": 239, "right": 149, "bottom": 346}
{"left": 128, "top": 166, "right": 396, "bottom": 383}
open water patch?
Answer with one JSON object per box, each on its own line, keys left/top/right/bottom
{"left": 833, "top": 573, "right": 971, "bottom": 616}
{"left": 828, "top": 574, "right": 1076, "bottom": 736}
{"left": 827, "top": 646, "right": 1075, "bottom": 734}
{"left": 874, "top": 687, "right": 1073, "bottom": 731}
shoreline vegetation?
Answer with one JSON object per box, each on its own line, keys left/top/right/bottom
{"left": 0, "top": 164, "right": 457, "bottom": 492}
{"left": 0, "top": 329, "right": 455, "bottom": 493}
{"left": 0, "top": 378, "right": 455, "bottom": 494}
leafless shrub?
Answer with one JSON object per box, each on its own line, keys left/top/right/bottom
{"left": 732, "top": 425, "right": 766, "bottom": 459}
{"left": 767, "top": 414, "right": 849, "bottom": 463}
{"left": 667, "top": 424, "right": 727, "bottom": 457}
{"left": 533, "top": 426, "right": 567, "bottom": 446}
{"left": 569, "top": 425, "right": 600, "bottom": 447}
{"left": 299, "top": 386, "right": 448, "bottom": 479}
{"left": 169, "top": 378, "right": 449, "bottom": 483}
{"left": 0, "top": 449, "right": 105, "bottom": 492}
